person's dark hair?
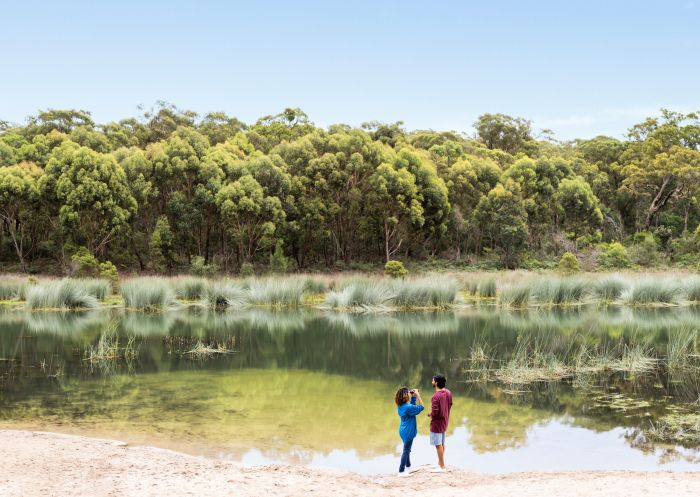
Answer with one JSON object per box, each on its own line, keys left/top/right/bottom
{"left": 395, "top": 387, "right": 410, "bottom": 406}
{"left": 433, "top": 374, "right": 446, "bottom": 389}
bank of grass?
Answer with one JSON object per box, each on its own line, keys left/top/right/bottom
{"left": 26, "top": 280, "right": 100, "bottom": 310}
{"left": 324, "top": 276, "right": 459, "bottom": 311}
{"left": 121, "top": 278, "right": 177, "bottom": 311}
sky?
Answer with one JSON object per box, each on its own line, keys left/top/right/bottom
{"left": 2, "top": 0, "right": 699, "bottom": 140}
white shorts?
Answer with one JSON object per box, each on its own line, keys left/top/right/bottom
{"left": 429, "top": 432, "right": 445, "bottom": 446}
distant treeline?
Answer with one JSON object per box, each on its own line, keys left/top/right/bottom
{"left": 1, "top": 104, "right": 699, "bottom": 273}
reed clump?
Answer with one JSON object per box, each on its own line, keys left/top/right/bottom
{"left": 623, "top": 279, "right": 680, "bottom": 306}
{"left": 325, "top": 278, "right": 395, "bottom": 311}
{"left": 477, "top": 279, "right": 497, "bottom": 299}
{"left": 497, "top": 283, "right": 532, "bottom": 308}
{"left": 26, "top": 280, "right": 99, "bottom": 310}
{"left": 174, "top": 277, "right": 209, "bottom": 301}
{"left": 392, "top": 277, "right": 459, "bottom": 308}
{"left": 246, "top": 277, "right": 308, "bottom": 307}
{"left": 204, "top": 280, "right": 247, "bottom": 309}
{"left": 121, "top": 278, "right": 177, "bottom": 311}
{"left": 531, "top": 277, "right": 588, "bottom": 306}
{"left": 0, "top": 277, "right": 28, "bottom": 301}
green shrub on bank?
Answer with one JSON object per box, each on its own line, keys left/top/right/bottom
{"left": 599, "top": 242, "right": 631, "bottom": 269}
{"left": 384, "top": 260, "right": 408, "bottom": 279}
{"left": 239, "top": 262, "right": 254, "bottom": 277}
{"left": 557, "top": 252, "right": 581, "bottom": 274}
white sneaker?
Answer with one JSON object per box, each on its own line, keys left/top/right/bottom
{"left": 397, "top": 471, "right": 413, "bottom": 477}
{"left": 430, "top": 466, "right": 447, "bottom": 473}
{"left": 407, "top": 467, "right": 421, "bottom": 474}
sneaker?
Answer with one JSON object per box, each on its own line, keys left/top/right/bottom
{"left": 407, "top": 467, "right": 421, "bottom": 474}
{"left": 397, "top": 471, "right": 413, "bottom": 477}
{"left": 430, "top": 466, "right": 447, "bottom": 473}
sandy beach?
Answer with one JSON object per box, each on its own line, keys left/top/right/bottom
{"left": 2, "top": 429, "right": 699, "bottom": 497}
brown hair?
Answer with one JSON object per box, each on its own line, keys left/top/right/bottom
{"left": 394, "top": 387, "right": 410, "bottom": 406}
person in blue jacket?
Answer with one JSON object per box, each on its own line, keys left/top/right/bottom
{"left": 395, "top": 386, "right": 424, "bottom": 476}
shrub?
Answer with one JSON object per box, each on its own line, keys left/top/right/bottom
{"left": 26, "top": 280, "right": 99, "bottom": 310}
{"left": 598, "top": 242, "right": 631, "bottom": 269}
{"left": 190, "top": 256, "right": 217, "bottom": 277}
{"left": 384, "top": 260, "right": 408, "bottom": 279}
{"left": 239, "top": 262, "right": 254, "bottom": 277}
{"left": 557, "top": 252, "right": 581, "bottom": 274}
{"left": 629, "top": 233, "right": 659, "bottom": 267}
{"left": 98, "top": 261, "right": 119, "bottom": 291}
{"left": 269, "top": 241, "right": 290, "bottom": 273}
{"left": 121, "top": 278, "right": 176, "bottom": 311}
{"left": 477, "top": 279, "right": 497, "bottom": 298}
{"left": 70, "top": 246, "right": 99, "bottom": 277}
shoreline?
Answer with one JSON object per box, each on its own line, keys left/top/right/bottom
{"left": 2, "top": 429, "right": 700, "bottom": 497}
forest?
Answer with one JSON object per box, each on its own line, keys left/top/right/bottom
{"left": 1, "top": 104, "right": 699, "bottom": 274}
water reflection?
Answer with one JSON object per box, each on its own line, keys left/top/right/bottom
{"left": 1, "top": 306, "right": 700, "bottom": 472}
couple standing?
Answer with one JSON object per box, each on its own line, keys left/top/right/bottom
{"left": 394, "top": 374, "right": 452, "bottom": 476}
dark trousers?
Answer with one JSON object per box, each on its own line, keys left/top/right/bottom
{"left": 399, "top": 438, "right": 413, "bottom": 472}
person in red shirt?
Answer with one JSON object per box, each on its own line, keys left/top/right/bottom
{"left": 427, "top": 374, "right": 452, "bottom": 472}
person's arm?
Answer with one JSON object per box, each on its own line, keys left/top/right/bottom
{"left": 430, "top": 394, "right": 440, "bottom": 419}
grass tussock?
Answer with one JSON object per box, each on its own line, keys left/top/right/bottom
{"left": 531, "top": 277, "right": 588, "bottom": 306}
{"left": 325, "top": 278, "right": 395, "bottom": 311}
{"left": 204, "top": 280, "right": 247, "bottom": 309}
{"left": 594, "top": 277, "right": 627, "bottom": 303}
{"left": 392, "top": 277, "right": 459, "bottom": 308}
{"left": 180, "top": 340, "right": 235, "bottom": 357}
{"left": 624, "top": 279, "right": 680, "bottom": 306}
{"left": 84, "top": 331, "right": 139, "bottom": 363}
{"left": 477, "top": 279, "right": 497, "bottom": 299}
{"left": 246, "top": 278, "right": 307, "bottom": 307}
{"left": 0, "top": 277, "right": 28, "bottom": 301}
{"left": 497, "top": 283, "right": 531, "bottom": 308}
{"left": 26, "top": 280, "right": 99, "bottom": 310}
{"left": 121, "top": 278, "right": 177, "bottom": 311}
{"left": 174, "top": 277, "right": 209, "bottom": 301}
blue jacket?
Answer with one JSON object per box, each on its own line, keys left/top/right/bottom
{"left": 397, "top": 397, "right": 424, "bottom": 442}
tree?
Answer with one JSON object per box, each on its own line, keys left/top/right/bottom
{"left": 474, "top": 113, "right": 535, "bottom": 155}
{"left": 367, "top": 162, "right": 423, "bottom": 262}
{"left": 216, "top": 175, "right": 286, "bottom": 264}
{"left": 40, "top": 142, "right": 136, "bottom": 255}
{"left": 556, "top": 176, "right": 603, "bottom": 240}
{"left": 0, "top": 162, "right": 41, "bottom": 271}
{"left": 150, "top": 215, "right": 174, "bottom": 272}
{"left": 474, "top": 181, "right": 529, "bottom": 268}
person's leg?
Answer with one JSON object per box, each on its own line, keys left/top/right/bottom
{"left": 406, "top": 438, "right": 413, "bottom": 468}
{"left": 399, "top": 439, "right": 413, "bottom": 472}
{"left": 436, "top": 444, "right": 445, "bottom": 468}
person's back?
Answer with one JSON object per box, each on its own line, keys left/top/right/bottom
{"left": 395, "top": 387, "right": 424, "bottom": 476}
{"left": 428, "top": 374, "right": 452, "bottom": 472}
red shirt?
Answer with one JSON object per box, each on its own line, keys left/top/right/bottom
{"left": 429, "top": 388, "right": 453, "bottom": 433}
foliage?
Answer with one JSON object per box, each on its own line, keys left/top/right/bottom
{"left": 598, "top": 242, "right": 631, "bottom": 269}
{"left": 384, "top": 260, "right": 408, "bottom": 279}
{"left": 557, "top": 252, "right": 581, "bottom": 274}
{"left": 190, "top": 255, "right": 217, "bottom": 277}
{"left": 1, "top": 107, "right": 700, "bottom": 272}
{"left": 239, "top": 262, "right": 254, "bottom": 277}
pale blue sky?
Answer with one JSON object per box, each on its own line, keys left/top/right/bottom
{"left": 3, "top": 0, "right": 699, "bottom": 140}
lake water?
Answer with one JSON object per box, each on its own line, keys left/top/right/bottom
{"left": 1, "top": 306, "right": 699, "bottom": 474}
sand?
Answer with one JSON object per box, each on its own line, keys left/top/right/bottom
{"left": 2, "top": 429, "right": 700, "bottom": 497}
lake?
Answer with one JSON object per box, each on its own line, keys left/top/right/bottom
{"left": 1, "top": 306, "right": 699, "bottom": 474}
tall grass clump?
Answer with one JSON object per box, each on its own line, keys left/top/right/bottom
{"left": 325, "top": 278, "right": 395, "bottom": 311}
{"left": 204, "top": 280, "right": 248, "bottom": 309}
{"left": 26, "top": 280, "right": 99, "bottom": 310}
{"left": 684, "top": 276, "right": 700, "bottom": 302}
{"left": 624, "top": 279, "right": 680, "bottom": 306}
{"left": 174, "top": 277, "right": 208, "bottom": 301}
{"left": 532, "top": 277, "right": 588, "bottom": 306}
{"left": 73, "top": 278, "right": 111, "bottom": 301}
{"left": 121, "top": 278, "right": 176, "bottom": 311}
{"left": 594, "top": 277, "right": 627, "bottom": 303}
{"left": 392, "top": 277, "right": 459, "bottom": 308}
{"left": 497, "top": 283, "right": 531, "bottom": 308}
{"left": 0, "top": 277, "right": 28, "bottom": 300}
{"left": 246, "top": 277, "right": 307, "bottom": 307}
{"left": 477, "top": 279, "right": 497, "bottom": 299}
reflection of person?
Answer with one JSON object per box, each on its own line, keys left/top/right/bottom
{"left": 428, "top": 374, "right": 452, "bottom": 472}
{"left": 394, "top": 387, "right": 424, "bottom": 476}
